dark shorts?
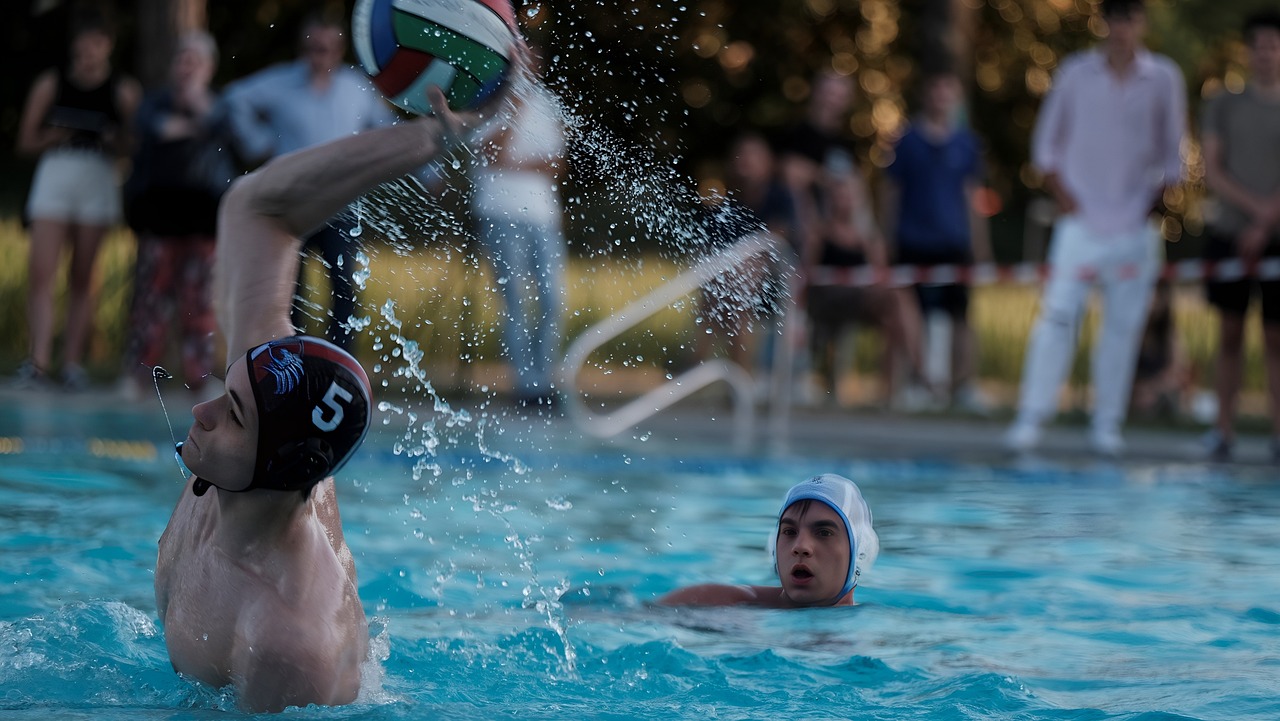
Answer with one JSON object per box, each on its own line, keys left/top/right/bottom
{"left": 896, "top": 245, "right": 972, "bottom": 320}
{"left": 805, "top": 284, "right": 888, "bottom": 329}
{"left": 1203, "top": 232, "right": 1280, "bottom": 323}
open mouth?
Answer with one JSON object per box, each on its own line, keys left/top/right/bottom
{"left": 790, "top": 566, "right": 814, "bottom": 584}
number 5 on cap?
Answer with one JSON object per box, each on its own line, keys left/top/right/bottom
{"left": 313, "top": 382, "right": 353, "bottom": 432}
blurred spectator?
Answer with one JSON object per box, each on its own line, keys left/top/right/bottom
{"left": 776, "top": 69, "right": 928, "bottom": 408}
{"left": 120, "top": 30, "right": 235, "bottom": 400}
{"left": 881, "top": 68, "right": 992, "bottom": 414}
{"left": 470, "top": 72, "right": 567, "bottom": 410}
{"left": 1005, "top": 0, "right": 1186, "bottom": 456}
{"left": 14, "top": 8, "right": 141, "bottom": 390}
{"left": 223, "top": 11, "right": 395, "bottom": 352}
{"left": 776, "top": 70, "right": 859, "bottom": 254}
{"left": 804, "top": 170, "right": 923, "bottom": 407}
{"left": 694, "top": 131, "right": 796, "bottom": 376}
{"left": 1199, "top": 12, "right": 1280, "bottom": 461}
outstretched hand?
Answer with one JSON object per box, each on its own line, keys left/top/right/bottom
{"left": 425, "top": 40, "right": 531, "bottom": 151}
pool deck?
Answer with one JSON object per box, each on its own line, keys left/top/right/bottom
{"left": 637, "top": 403, "right": 1276, "bottom": 467}
{"left": 2, "top": 383, "right": 1275, "bottom": 469}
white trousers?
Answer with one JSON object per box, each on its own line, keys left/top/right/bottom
{"left": 1015, "top": 216, "right": 1163, "bottom": 433}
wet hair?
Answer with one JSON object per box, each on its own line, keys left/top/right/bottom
{"left": 1100, "top": 0, "right": 1145, "bottom": 19}
{"left": 1243, "top": 12, "right": 1280, "bottom": 44}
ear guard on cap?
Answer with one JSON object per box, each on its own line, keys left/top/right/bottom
{"left": 267, "top": 437, "right": 336, "bottom": 489}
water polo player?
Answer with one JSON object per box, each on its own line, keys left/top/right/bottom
{"left": 658, "top": 474, "right": 879, "bottom": 608}
{"left": 178, "top": 336, "right": 371, "bottom": 498}
{"left": 153, "top": 80, "right": 516, "bottom": 712}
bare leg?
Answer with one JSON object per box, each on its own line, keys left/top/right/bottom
{"left": 894, "top": 287, "right": 924, "bottom": 379}
{"left": 880, "top": 289, "right": 921, "bottom": 405}
{"left": 25, "top": 219, "right": 71, "bottom": 370}
{"left": 952, "top": 316, "right": 976, "bottom": 394}
{"left": 1214, "top": 311, "right": 1246, "bottom": 442}
{"left": 61, "top": 223, "right": 109, "bottom": 369}
{"left": 1262, "top": 322, "right": 1280, "bottom": 439}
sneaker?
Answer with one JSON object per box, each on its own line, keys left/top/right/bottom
{"left": 1090, "top": 427, "right": 1125, "bottom": 458}
{"left": 1004, "top": 420, "right": 1041, "bottom": 453}
{"left": 12, "top": 359, "right": 50, "bottom": 390}
{"left": 60, "top": 364, "right": 90, "bottom": 393}
{"left": 1201, "top": 429, "right": 1233, "bottom": 463}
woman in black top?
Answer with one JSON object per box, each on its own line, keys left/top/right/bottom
{"left": 15, "top": 10, "right": 140, "bottom": 390}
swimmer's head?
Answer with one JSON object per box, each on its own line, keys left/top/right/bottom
{"left": 180, "top": 336, "right": 371, "bottom": 497}
{"left": 768, "top": 474, "right": 879, "bottom": 606}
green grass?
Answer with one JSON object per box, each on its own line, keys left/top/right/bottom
{"left": 0, "top": 217, "right": 1266, "bottom": 401}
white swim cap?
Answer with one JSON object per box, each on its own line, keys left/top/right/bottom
{"left": 768, "top": 474, "right": 879, "bottom": 601}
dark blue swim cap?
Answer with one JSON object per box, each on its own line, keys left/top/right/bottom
{"left": 243, "top": 336, "right": 372, "bottom": 493}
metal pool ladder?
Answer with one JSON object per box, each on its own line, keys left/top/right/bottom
{"left": 557, "top": 232, "right": 799, "bottom": 447}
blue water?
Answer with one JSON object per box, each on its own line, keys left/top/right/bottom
{"left": 2, "top": 399, "right": 1279, "bottom": 720}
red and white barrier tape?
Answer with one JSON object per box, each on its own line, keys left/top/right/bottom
{"left": 807, "top": 258, "right": 1280, "bottom": 288}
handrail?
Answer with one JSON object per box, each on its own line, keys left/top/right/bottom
{"left": 558, "top": 232, "right": 793, "bottom": 445}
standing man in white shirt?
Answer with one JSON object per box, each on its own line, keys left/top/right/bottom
{"left": 224, "top": 11, "right": 396, "bottom": 352}
{"left": 1005, "top": 0, "right": 1187, "bottom": 456}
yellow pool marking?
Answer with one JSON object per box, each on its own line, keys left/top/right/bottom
{"left": 0, "top": 437, "right": 157, "bottom": 461}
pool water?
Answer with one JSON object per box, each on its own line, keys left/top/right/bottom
{"left": 2, "top": 398, "right": 1279, "bottom": 720}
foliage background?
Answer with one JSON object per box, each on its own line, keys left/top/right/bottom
{"left": 0, "top": 0, "right": 1274, "bottom": 404}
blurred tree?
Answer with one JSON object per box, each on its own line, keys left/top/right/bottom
{"left": 1, "top": 0, "right": 1274, "bottom": 254}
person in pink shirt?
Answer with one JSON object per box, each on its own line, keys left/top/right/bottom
{"left": 1005, "top": 0, "right": 1186, "bottom": 456}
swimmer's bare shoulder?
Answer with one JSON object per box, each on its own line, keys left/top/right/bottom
{"left": 232, "top": 550, "right": 365, "bottom": 711}
{"left": 657, "top": 584, "right": 788, "bottom": 608}
{"left": 155, "top": 478, "right": 366, "bottom": 711}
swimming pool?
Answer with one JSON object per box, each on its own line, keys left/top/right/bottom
{"left": 1, "top": 395, "right": 1278, "bottom": 720}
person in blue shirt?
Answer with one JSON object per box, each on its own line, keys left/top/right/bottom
{"left": 881, "top": 67, "right": 992, "bottom": 412}
{"left": 223, "top": 11, "right": 396, "bottom": 353}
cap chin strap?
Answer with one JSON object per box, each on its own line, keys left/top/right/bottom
{"left": 176, "top": 442, "right": 328, "bottom": 497}
{"left": 177, "top": 442, "right": 250, "bottom": 498}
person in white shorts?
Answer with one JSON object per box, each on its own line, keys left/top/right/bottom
{"left": 15, "top": 9, "right": 140, "bottom": 391}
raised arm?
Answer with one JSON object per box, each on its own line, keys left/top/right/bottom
{"left": 214, "top": 86, "right": 503, "bottom": 363}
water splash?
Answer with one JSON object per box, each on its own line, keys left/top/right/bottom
{"left": 329, "top": 49, "right": 783, "bottom": 676}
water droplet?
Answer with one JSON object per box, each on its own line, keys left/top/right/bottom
{"left": 546, "top": 496, "right": 573, "bottom": 511}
